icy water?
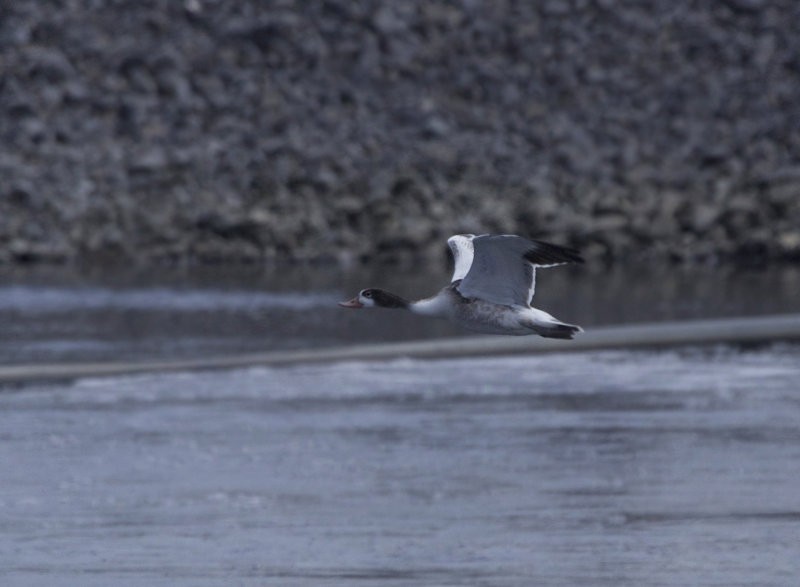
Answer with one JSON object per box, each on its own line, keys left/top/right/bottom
{"left": 1, "top": 263, "right": 799, "bottom": 585}
{"left": 2, "top": 346, "right": 800, "bottom": 586}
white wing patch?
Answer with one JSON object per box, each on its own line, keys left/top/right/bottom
{"left": 447, "top": 234, "right": 476, "bottom": 282}
{"left": 528, "top": 268, "right": 537, "bottom": 304}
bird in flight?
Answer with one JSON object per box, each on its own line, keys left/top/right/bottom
{"left": 339, "top": 234, "right": 584, "bottom": 338}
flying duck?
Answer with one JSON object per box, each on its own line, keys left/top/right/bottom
{"left": 339, "top": 234, "right": 584, "bottom": 339}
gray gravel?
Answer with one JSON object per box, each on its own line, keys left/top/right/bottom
{"left": 2, "top": 0, "right": 799, "bottom": 264}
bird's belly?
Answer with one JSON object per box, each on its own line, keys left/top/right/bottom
{"left": 453, "top": 302, "right": 532, "bottom": 335}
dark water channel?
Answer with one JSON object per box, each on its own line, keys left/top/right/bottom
{"left": 0, "top": 262, "right": 798, "bottom": 365}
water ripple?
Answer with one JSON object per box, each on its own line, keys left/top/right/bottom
{"left": 0, "top": 286, "right": 339, "bottom": 313}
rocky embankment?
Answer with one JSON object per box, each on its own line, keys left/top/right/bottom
{"left": 1, "top": 0, "right": 799, "bottom": 265}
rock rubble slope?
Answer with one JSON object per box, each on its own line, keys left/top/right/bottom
{"left": 1, "top": 0, "right": 799, "bottom": 264}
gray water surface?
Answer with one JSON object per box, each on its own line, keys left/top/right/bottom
{"left": 2, "top": 346, "right": 799, "bottom": 586}
{"left": 1, "top": 263, "right": 799, "bottom": 365}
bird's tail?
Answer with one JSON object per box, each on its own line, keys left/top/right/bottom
{"left": 526, "top": 309, "right": 583, "bottom": 340}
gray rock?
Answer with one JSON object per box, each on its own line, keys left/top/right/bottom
{"left": 777, "top": 231, "right": 800, "bottom": 255}
{"left": 1, "top": 0, "right": 798, "bottom": 265}
{"left": 691, "top": 205, "right": 720, "bottom": 233}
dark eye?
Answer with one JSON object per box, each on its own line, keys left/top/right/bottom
{"left": 363, "top": 291, "right": 372, "bottom": 298}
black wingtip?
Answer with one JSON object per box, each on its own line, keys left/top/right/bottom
{"left": 524, "top": 240, "right": 585, "bottom": 266}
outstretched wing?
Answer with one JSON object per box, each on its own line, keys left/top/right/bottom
{"left": 447, "top": 234, "right": 476, "bottom": 282}
{"left": 457, "top": 235, "right": 583, "bottom": 306}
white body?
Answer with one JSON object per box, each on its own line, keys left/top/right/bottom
{"left": 411, "top": 286, "right": 580, "bottom": 336}
{"left": 342, "top": 234, "right": 583, "bottom": 339}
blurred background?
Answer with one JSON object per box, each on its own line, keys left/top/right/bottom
{"left": 1, "top": 0, "right": 799, "bottom": 364}
{"left": 2, "top": 0, "right": 800, "bottom": 265}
